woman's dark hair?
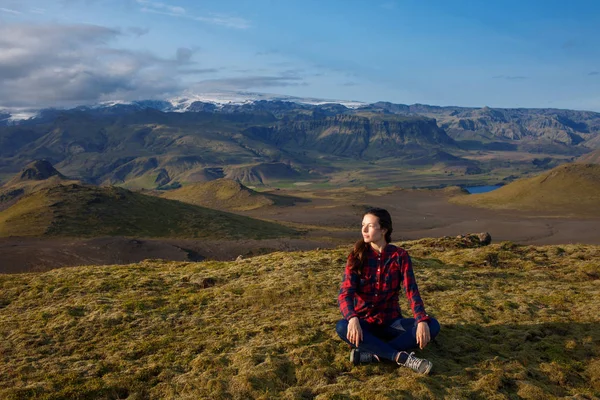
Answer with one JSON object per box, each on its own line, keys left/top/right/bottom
{"left": 350, "top": 207, "right": 393, "bottom": 274}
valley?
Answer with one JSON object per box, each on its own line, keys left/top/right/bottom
{"left": 2, "top": 180, "right": 599, "bottom": 273}
{"left": 1, "top": 100, "right": 599, "bottom": 273}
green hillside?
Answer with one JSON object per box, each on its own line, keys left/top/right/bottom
{"left": 0, "top": 237, "right": 598, "bottom": 399}
{"left": 159, "top": 178, "right": 297, "bottom": 211}
{"left": 0, "top": 184, "right": 298, "bottom": 239}
{"left": 451, "top": 163, "right": 600, "bottom": 216}
{"left": 0, "top": 160, "right": 79, "bottom": 209}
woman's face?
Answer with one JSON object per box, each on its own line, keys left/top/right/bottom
{"left": 361, "top": 213, "right": 386, "bottom": 244}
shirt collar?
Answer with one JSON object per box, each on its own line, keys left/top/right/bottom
{"left": 369, "top": 243, "right": 390, "bottom": 256}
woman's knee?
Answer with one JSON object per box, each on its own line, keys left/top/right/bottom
{"left": 336, "top": 319, "right": 349, "bottom": 338}
{"left": 428, "top": 317, "right": 441, "bottom": 339}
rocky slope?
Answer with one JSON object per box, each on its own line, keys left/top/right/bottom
{"left": 245, "top": 114, "right": 455, "bottom": 158}
{"left": 363, "top": 102, "right": 600, "bottom": 150}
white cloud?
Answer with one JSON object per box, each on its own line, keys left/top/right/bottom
{"left": 0, "top": 23, "right": 191, "bottom": 109}
{"left": 0, "top": 7, "right": 22, "bottom": 14}
{"left": 136, "top": 0, "right": 185, "bottom": 15}
{"left": 137, "top": 1, "right": 250, "bottom": 29}
{"left": 193, "top": 13, "right": 251, "bottom": 30}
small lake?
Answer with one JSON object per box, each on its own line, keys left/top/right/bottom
{"left": 465, "top": 185, "right": 502, "bottom": 194}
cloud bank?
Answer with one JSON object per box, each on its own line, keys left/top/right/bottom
{"left": 0, "top": 23, "right": 184, "bottom": 110}
{"left": 0, "top": 21, "right": 307, "bottom": 112}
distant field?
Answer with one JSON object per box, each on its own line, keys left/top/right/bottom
{"left": 257, "top": 155, "right": 568, "bottom": 191}
{"left": 460, "top": 150, "right": 574, "bottom": 163}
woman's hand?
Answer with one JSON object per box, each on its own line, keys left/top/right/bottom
{"left": 347, "top": 317, "right": 363, "bottom": 347}
{"left": 416, "top": 321, "right": 431, "bottom": 349}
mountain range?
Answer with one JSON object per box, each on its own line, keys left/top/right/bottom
{"left": 1, "top": 93, "right": 599, "bottom": 189}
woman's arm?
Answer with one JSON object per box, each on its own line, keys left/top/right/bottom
{"left": 339, "top": 255, "right": 364, "bottom": 345}
{"left": 400, "top": 251, "right": 432, "bottom": 348}
{"left": 399, "top": 251, "right": 430, "bottom": 324}
{"left": 338, "top": 255, "right": 359, "bottom": 321}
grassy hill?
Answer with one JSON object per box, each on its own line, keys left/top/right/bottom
{"left": 159, "top": 178, "right": 297, "bottom": 211}
{"left": 223, "top": 162, "right": 308, "bottom": 185}
{"left": 0, "top": 237, "right": 598, "bottom": 399}
{"left": 450, "top": 163, "right": 600, "bottom": 216}
{"left": 0, "top": 184, "right": 298, "bottom": 239}
{"left": 0, "top": 175, "right": 79, "bottom": 210}
{"left": 0, "top": 160, "right": 79, "bottom": 211}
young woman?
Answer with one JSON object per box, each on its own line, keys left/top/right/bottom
{"left": 336, "top": 208, "right": 440, "bottom": 374}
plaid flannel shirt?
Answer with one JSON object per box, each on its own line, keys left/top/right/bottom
{"left": 338, "top": 244, "right": 430, "bottom": 325}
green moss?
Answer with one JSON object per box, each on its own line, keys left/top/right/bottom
{"left": 0, "top": 242, "right": 599, "bottom": 399}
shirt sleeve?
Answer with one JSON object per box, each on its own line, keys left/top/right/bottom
{"left": 338, "top": 255, "right": 359, "bottom": 321}
{"left": 400, "top": 251, "right": 431, "bottom": 324}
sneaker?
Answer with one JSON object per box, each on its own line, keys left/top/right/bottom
{"left": 350, "top": 348, "right": 377, "bottom": 365}
{"left": 400, "top": 352, "right": 433, "bottom": 374}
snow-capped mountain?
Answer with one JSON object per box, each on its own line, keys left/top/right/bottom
{"left": 166, "top": 90, "right": 366, "bottom": 111}
{"left": 0, "top": 109, "right": 37, "bottom": 125}
{"left": 0, "top": 90, "right": 367, "bottom": 123}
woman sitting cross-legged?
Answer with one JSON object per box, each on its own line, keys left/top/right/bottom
{"left": 336, "top": 207, "right": 440, "bottom": 374}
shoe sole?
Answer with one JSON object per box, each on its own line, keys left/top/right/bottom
{"left": 422, "top": 362, "right": 433, "bottom": 375}
{"left": 350, "top": 350, "right": 358, "bottom": 365}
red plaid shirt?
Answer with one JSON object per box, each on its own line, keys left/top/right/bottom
{"left": 338, "top": 244, "right": 430, "bottom": 325}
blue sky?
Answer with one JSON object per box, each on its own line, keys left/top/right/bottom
{"left": 1, "top": 0, "right": 599, "bottom": 111}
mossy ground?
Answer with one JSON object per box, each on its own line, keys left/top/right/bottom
{"left": 0, "top": 238, "right": 598, "bottom": 399}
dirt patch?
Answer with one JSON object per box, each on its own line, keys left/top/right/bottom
{"left": 240, "top": 187, "right": 600, "bottom": 245}
{"left": 0, "top": 237, "right": 340, "bottom": 274}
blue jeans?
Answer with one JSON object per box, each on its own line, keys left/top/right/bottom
{"left": 335, "top": 317, "right": 441, "bottom": 362}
